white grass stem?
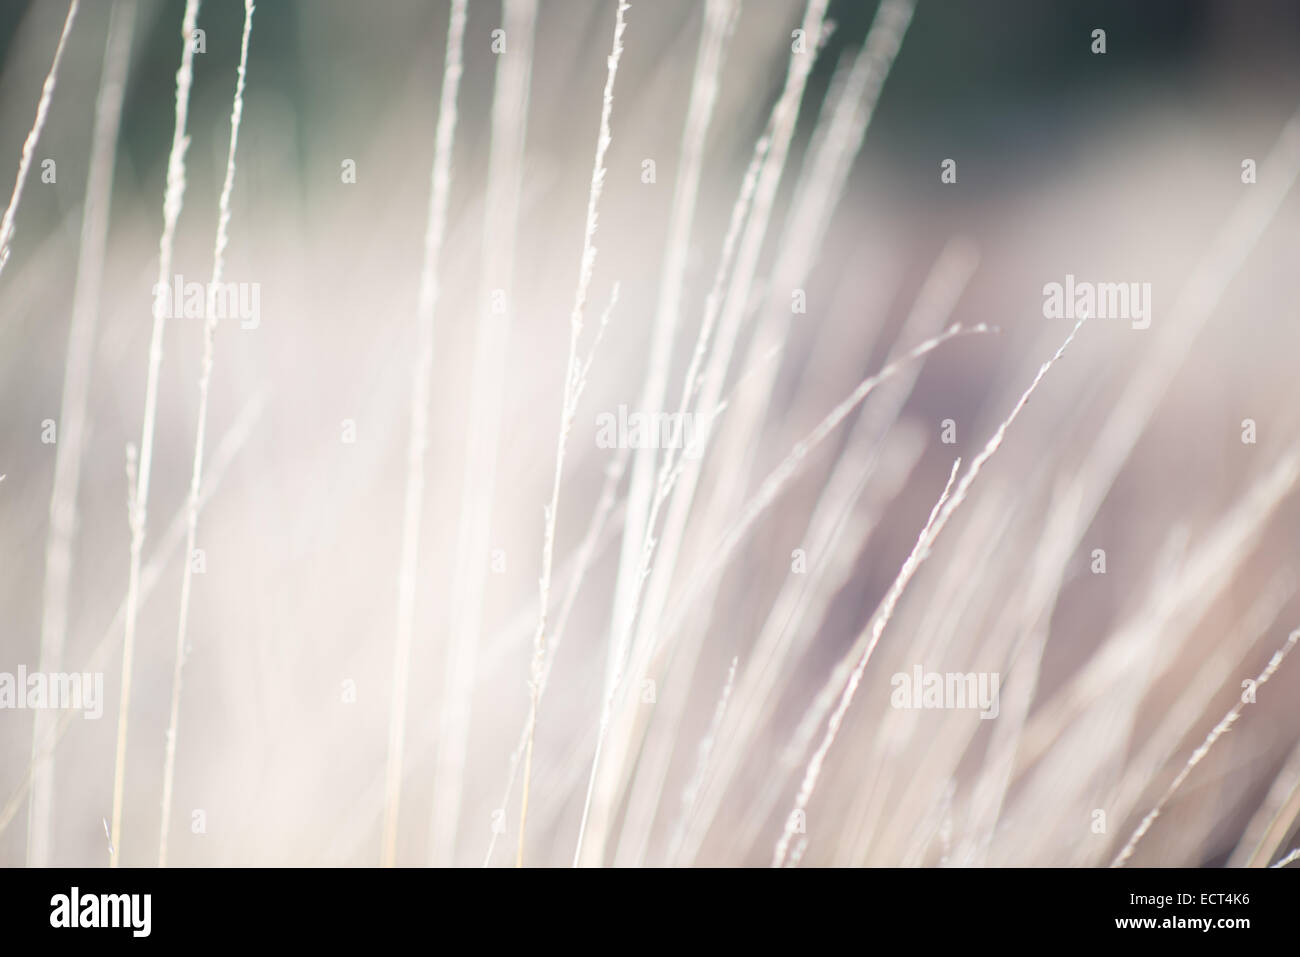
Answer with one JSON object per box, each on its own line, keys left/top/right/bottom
{"left": 434, "top": 0, "right": 536, "bottom": 867}
{"left": 1271, "top": 847, "right": 1300, "bottom": 869}
{"left": 517, "top": 0, "right": 630, "bottom": 867}
{"left": 0, "top": 0, "right": 79, "bottom": 279}
{"left": 670, "top": 240, "right": 978, "bottom": 863}
{"left": 606, "top": 0, "right": 736, "bottom": 737}
{"left": 3, "top": 390, "right": 266, "bottom": 841}
{"left": 773, "top": 318, "right": 1087, "bottom": 867}
{"left": 29, "top": 0, "right": 134, "bottom": 868}
{"left": 1111, "top": 628, "right": 1300, "bottom": 867}
{"left": 159, "top": 0, "right": 255, "bottom": 868}
{"left": 111, "top": 0, "right": 202, "bottom": 868}
{"left": 665, "top": 656, "right": 738, "bottom": 864}
{"left": 383, "top": 0, "right": 467, "bottom": 868}
{"left": 577, "top": 0, "right": 830, "bottom": 867}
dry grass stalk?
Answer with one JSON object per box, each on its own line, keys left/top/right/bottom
{"left": 518, "top": 0, "right": 630, "bottom": 868}
{"left": 29, "top": 0, "right": 135, "bottom": 868}
{"left": 159, "top": 0, "right": 256, "bottom": 868}
{"left": 0, "top": 0, "right": 79, "bottom": 279}
{"left": 774, "top": 317, "right": 1087, "bottom": 866}
{"left": 111, "top": 0, "right": 203, "bottom": 868}
{"left": 383, "top": 0, "right": 468, "bottom": 868}
{"left": 436, "top": 0, "right": 537, "bottom": 867}
{"left": 1111, "top": 628, "right": 1300, "bottom": 867}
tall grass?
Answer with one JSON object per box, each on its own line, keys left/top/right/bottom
{"left": 577, "top": 0, "right": 833, "bottom": 867}
{"left": 0, "top": 1, "right": 78, "bottom": 280}
{"left": 1112, "top": 627, "right": 1300, "bottom": 866}
{"left": 520, "top": 0, "right": 630, "bottom": 868}
{"left": 3, "top": 0, "right": 1300, "bottom": 871}
{"left": 1230, "top": 738, "right": 1300, "bottom": 866}
{"left": 29, "top": 0, "right": 135, "bottom": 868}
{"left": 383, "top": 0, "right": 468, "bottom": 869}
{"left": 606, "top": 0, "right": 735, "bottom": 747}
{"left": 159, "top": 0, "right": 256, "bottom": 868}
{"left": 0, "top": 391, "right": 266, "bottom": 841}
{"left": 438, "top": 0, "right": 538, "bottom": 868}
{"left": 614, "top": 2, "right": 918, "bottom": 863}
{"left": 687, "top": 0, "right": 916, "bottom": 625}
{"left": 774, "top": 317, "right": 1087, "bottom": 866}
{"left": 111, "top": 0, "right": 202, "bottom": 868}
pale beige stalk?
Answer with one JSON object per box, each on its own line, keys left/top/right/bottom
{"left": 0, "top": 0, "right": 79, "bottom": 279}
{"left": 383, "top": 0, "right": 467, "bottom": 868}
{"left": 29, "top": 0, "right": 135, "bottom": 868}
{"left": 605, "top": 0, "right": 737, "bottom": 757}
{"left": 672, "top": 240, "right": 979, "bottom": 864}
{"left": 577, "top": 0, "right": 830, "bottom": 867}
{"left": 160, "top": 0, "right": 256, "bottom": 868}
{"left": 1111, "top": 628, "right": 1300, "bottom": 867}
{"left": 518, "top": 0, "right": 630, "bottom": 867}
{"left": 774, "top": 318, "right": 1087, "bottom": 866}
{"left": 2, "top": 390, "right": 266, "bottom": 842}
{"left": 436, "top": 0, "right": 537, "bottom": 867}
{"left": 112, "top": 0, "right": 202, "bottom": 868}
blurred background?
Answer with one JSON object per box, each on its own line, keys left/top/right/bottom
{"left": 1, "top": 0, "right": 1299, "bottom": 867}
